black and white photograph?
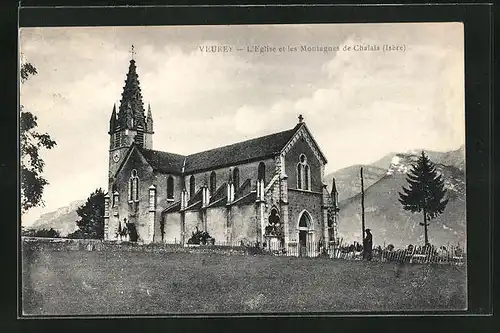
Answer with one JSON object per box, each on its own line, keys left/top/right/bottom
{"left": 20, "top": 22, "right": 467, "bottom": 315}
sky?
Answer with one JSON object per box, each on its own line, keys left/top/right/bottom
{"left": 19, "top": 23, "right": 464, "bottom": 226}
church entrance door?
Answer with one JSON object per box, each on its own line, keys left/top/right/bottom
{"left": 299, "top": 230, "right": 307, "bottom": 257}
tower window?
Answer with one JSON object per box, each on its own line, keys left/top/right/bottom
{"left": 210, "top": 171, "right": 216, "bottom": 194}
{"left": 114, "top": 132, "right": 120, "bottom": 148}
{"left": 167, "top": 176, "right": 174, "bottom": 200}
{"left": 189, "top": 175, "right": 196, "bottom": 198}
{"left": 258, "top": 162, "right": 266, "bottom": 181}
{"left": 129, "top": 169, "right": 139, "bottom": 201}
{"left": 297, "top": 154, "right": 310, "bottom": 190}
{"left": 135, "top": 131, "right": 144, "bottom": 147}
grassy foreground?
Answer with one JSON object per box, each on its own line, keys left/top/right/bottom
{"left": 22, "top": 249, "right": 466, "bottom": 315}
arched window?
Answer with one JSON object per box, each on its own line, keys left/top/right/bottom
{"left": 129, "top": 169, "right": 139, "bottom": 201}
{"left": 189, "top": 175, "right": 196, "bottom": 198}
{"left": 167, "top": 176, "right": 174, "bottom": 200}
{"left": 304, "top": 165, "right": 310, "bottom": 190}
{"left": 297, "top": 164, "right": 302, "bottom": 188}
{"left": 233, "top": 167, "right": 240, "bottom": 190}
{"left": 258, "top": 162, "right": 266, "bottom": 181}
{"left": 297, "top": 154, "right": 310, "bottom": 190}
{"left": 210, "top": 171, "right": 216, "bottom": 194}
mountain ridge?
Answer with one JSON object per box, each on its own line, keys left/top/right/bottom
{"left": 332, "top": 149, "right": 466, "bottom": 248}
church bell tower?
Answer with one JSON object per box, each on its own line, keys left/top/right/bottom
{"left": 108, "top": 46, "right": 154, "bottom": 180}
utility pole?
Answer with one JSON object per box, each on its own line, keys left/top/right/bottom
{"left": 360, "top": 167, "right": 365, "bottom": 245}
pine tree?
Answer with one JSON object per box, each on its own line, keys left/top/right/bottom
{"left": 74, "top": 188, "right": 105, "bottom": 239}
{"left": 398, "top": 151, "right": 449, "bottom": 245}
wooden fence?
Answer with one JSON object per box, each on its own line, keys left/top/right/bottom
{"left": 264, "top": 240, "right": 466, "bottom": 265}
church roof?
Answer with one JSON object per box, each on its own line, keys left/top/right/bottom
{"left": 183, "top": 123, "right": 302, "bottom": 173}
{"left": 137, "top": 122, "right": 317, "bottom": 175}
{"left": 139, "top": 148, "right": 186, "bottom": 174}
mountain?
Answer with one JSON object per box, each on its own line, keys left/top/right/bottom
{"left": 371, "top": 145, "right": 465, "bottom": 172}
{"left": 335, "top": 152, "right": 466, "bottom": 249}
{"left": 325, "top": 145, "right": 465, "bottom": 202}
{"left": 324, "top": 165, "right": 387, "bottom": 203}
{"left": 29, "top": 199, "right": 85, "bottom": 236}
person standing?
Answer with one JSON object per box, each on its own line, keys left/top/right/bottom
{"left": 363, "top": 229, "right": 373, "bottom": 261}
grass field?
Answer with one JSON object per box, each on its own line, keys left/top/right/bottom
{"left": 22, "top": 249, "right": 467, "bottom": 315}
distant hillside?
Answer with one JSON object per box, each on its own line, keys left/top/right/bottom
{"left": 29, "top": 199, "right": 85, "bottom": 236}
{"left": 325, "top": 145, "right": 465, "bottom": 202}
{"left": 336, "top": 154, "right": 466, "bottom": 248}
{"left": 324, "top": 165, "right": 387, "bottom": 203}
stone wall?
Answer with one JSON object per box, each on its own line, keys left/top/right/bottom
{"left": 287, "top": 189, "right": 323, "bottom": 243}
{"left": 284, "top": 137, "right": 323, "bottom": 192}
{"left": 206, "top": 207, "right": 227, "bottom": 243}
{"left": 21, "top": 237, "right": 251, "bottom": 256}
{"left": 230, "top": 204, "right": 259, "bottom": 245}
{"left": 153, "top": 172, "right": 183, "bottom": 208}
{"left": 111, "top": 148, "right": 155, "bottom": 242}
{"left": 160, "top": 204, "right": 260, "bottom": 245}
{"left": 184, "top": 211, "right": 202, "bottom": 239}
{"left": 162, "top": 212, "right": 182, "bottom": 243}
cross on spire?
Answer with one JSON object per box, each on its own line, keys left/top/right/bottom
{"left": 298, "top": 114, "right": 304, "bottom": 123}
{"left": 130, "top": 44, "right": 136, "bottom": 60}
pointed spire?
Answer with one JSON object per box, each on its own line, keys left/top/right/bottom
{"left": 147, "top": 103, "right": 152, "bottom": 118}
{"left": 109, "top": 104, "right": 117, "bottom": 134}
{"left": 117, "top": 52, "right": 145, "bottom": 130}
{"left": 331, "top": 176, "right": 338, "bottom": 208}
{"left": 146, "top": 103, "right": 154, "bottom": 133}
{"left": 331, "top": 176, "right": 337, "bottom": 196}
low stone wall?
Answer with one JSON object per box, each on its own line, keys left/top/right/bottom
{"left": 21, "top": 237, "right": 252, "bottom": 256}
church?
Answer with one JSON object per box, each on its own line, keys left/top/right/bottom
{"left": 103, "top": 56, "right": 340, "bottom": 255}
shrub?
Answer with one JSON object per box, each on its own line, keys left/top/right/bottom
{"left": 23, "top": 228, "right": 61, "bottom": 238}
{"left": 187, "top": 227, "right": 213, "bottom": 245}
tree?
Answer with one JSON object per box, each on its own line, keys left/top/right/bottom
{"left": 398, "top": 151, "right": 449, "bottom": 245}
{"left": 22, "top": 227, "right": 60, "bottom": 238}
{"left": 67, "top": 229, "right": 85, "bottom": 239}
{"left": 20, "top": 61, "right": 57, "bottom": 213}
{"left": 73, "top": 188, "right": 105, "bottom": 239}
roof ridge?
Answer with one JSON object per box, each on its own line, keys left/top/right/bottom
{"left": 140, "top": 147, "right": 186, "bottom": 158}
{"left": 186, "top": 125, "right": 299, "bottom": 158}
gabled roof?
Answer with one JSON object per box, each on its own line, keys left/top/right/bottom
{"left": 280, "top": 122, "right": 328, "bottom": 164}
{"left": 183, "top": 124, "right": 302, "bottom": 173}
{"left": 133, "top": 121, "right": 328, "bottom": 175}
{"left": 139, "top": 148, "right": 186, "bottom": 175}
